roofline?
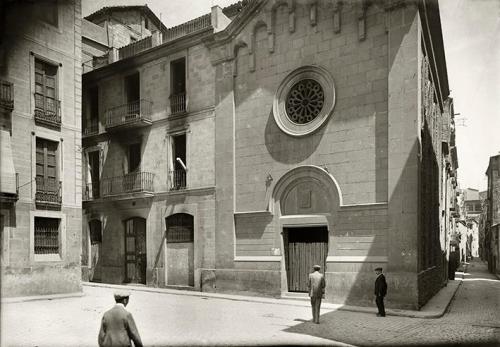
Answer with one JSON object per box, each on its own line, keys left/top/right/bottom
{"left": 84, "top": 5, "right": 167, "bottom": 33}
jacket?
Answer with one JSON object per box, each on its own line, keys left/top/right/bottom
{"left": 308, "top": 271, "right": 326, "bottom": 299}
{"left": 98, "top": 303, "right": 143, "bottom": 347}
{"left": 374, "top": 273, "right": 387, "bottom": 297}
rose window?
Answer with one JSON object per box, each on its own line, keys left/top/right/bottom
{"left": 285, "top": 79, "right": 324, "bottom": 124}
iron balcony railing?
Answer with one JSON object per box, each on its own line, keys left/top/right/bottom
{"left": 83, "top": 181, "right": 100, "bottom": 200}
{"left": 169, "top": 169, "right": 187, "bottom": 190}
{"left": 105, "top": 99, "right": 153, "bottom": 129}
{"left": 119, "top": 36, "right": 153, "bottom": 60}
{"left": 35, "top": 178, "right": 62, "bottom": 206}
{"left": 83, "top": 119, "right": 99, "bottom": 136}
{"left": 0, "top": 80, "right": 14, "bottom": 110}
{"left": 170, "top": 93, "right": 186, "bottom": 114}
{"left": 34, "top": 93, "right": 61, "bottom": 128}
{"left": 101, "top": 172, "right": 154, "bottom": 197}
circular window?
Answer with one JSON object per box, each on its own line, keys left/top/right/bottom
{"left": 273, "top": 66, "right": 335, "bottom": 137}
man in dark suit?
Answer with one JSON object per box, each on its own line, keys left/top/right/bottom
{"left": 98, "top": 291, "right": 143, "bottom": 347}
{"left": 308, "top": 264, "right": 326, "bottom": 324}
{"left": 374, "top": 267, "right": 387, "bottom": 317}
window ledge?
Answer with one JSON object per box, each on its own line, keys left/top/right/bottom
{"left": 34, "top": 254, "right": 62, "bottom": 262}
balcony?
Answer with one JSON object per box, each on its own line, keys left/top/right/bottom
{"left": 34, "top": 93, "right": 61, "bottom": 129}
{"left": 170, "top": 93, "right": 186, "bottom": 115}
{"left": 83, "top": 181, "right": 100, "bottom": 201}
{"left": 0, "top": 80, "right": 14, "bottom": 111}
{"left": 35, "top": 178, "right": 62, "bottom": 208}
{"left": 101, "top": 172, "right": 154, "bottom": 198}
{"left": 105, "top": 100, "right": 152, "bottom": 132}
{"left": 83, "top": 119, "right": 99, "bottom": 137}
{"left": 169, "top": 169, "right": 187, "bottom": 191}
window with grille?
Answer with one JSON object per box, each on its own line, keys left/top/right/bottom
{"left": 166, "top": 213, "right": 193, "bottom": 243}
{"left": 35, "top": 59, "right": 58, "bottom": 114}
{"left": 34, "top": 217, "right": 60, "bottom": 254}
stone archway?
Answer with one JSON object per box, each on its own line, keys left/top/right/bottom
{"left": 270, "top": 165, "right": 342, "bottom": 294}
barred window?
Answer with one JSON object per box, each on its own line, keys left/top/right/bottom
{"left": 34, "top": 217, "right": 60, "bottom": 254}
{"left": 166, "top": 213, "right": 193, "bottom": 243}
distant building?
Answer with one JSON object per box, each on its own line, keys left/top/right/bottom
{"left": 462, "top": 188, "right": 481, "bottom": 258}
{"left": 80, "top": 0, "right": 457, "bottom": 310}
{"left": 478, "top": 190, "right": 488, "bottom": 259}
{"left": 485, "top": 154, "right": 500, "bottom": 274}
{"left": 0, "top": 0, "right": 82, "bottom": 297}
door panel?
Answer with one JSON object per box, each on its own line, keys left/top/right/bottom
{"left": 166, "top": 213, "right": 194, "bottom": 286}
{"left": 124, "top": 218, "right": 146, "bottom": 284}
{"left": 285, "top": 227, "right": 328, "bottom": 292}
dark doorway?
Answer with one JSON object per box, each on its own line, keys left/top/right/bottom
{"left": 166, "top": 213, "right": 194, "bottom": 286}
{"left": 124, "top": 218, "right": 146, "bottom": 284}
{"left": 125, "top": 72, "right": 140, "bottom": 103}
{"left": 88, "top": 151, "right": 100, "bottom": 198}
{"left": 284, "top": 226, "right": 328, "bottom": 292}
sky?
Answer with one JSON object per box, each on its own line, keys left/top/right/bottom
{"left": 82, "top": 0, "right": 500, "bottom": 191}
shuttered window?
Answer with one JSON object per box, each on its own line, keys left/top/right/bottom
{"left": 36, "top": 138, "right": 58, "bottom": 192}
{"left": 34, "top": 217, "right": 60, "bottom": 254}
{"left": 89, "top": 219, "right": 102, "bottom": 244}
{"left": 35, "top": 59, "right": 58, "bottom": 115}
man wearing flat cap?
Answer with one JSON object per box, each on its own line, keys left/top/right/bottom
{"left": 98, "top": 290, "right": 143, "bottom": 347}
{"left": 308, "top": 264, "right": 326, "bottom": 324}
{"left": 374, "top": 267, "right": 387, "bottom": 317}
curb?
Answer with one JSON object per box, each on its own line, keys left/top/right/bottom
{"left": 82, "top": 281, "right": 458, "bottom": 319}
{"left": 1, "top": 291, "right": 84, "bottom": 303}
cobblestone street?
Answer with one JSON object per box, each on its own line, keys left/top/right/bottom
{"left": 2, "top": 259, "right": 499, "bottom": 346}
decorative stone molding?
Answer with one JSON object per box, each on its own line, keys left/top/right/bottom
{"left": 356, "top": 0, "right": 370, "bottom": 41}
{"left": 273, "top": 65, "right": 336, "bottom": 137}
{"left": 309, "top": 1, "right": 318, "bottom": 30}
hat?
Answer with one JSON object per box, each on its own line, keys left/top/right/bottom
{"left": 313, "top": 265, "right": 321, "bottom": 270}
{"left": 113, "top": 290, "right": 131, "bottom": 300}
{"left": 374, "top": 267, "right": 383, "bottom": 272}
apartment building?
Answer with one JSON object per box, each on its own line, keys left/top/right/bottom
{"left": 81, "top": 0, "right": 456, "bottom": 310}
{"left": 0, "top": 0, "right": 82, "bottom": 297}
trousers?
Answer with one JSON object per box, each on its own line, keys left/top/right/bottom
{"left": 376, "top": 295, "right": 386, "bottom": 316}
{"left": 310, "top": 297, "right": 322, "bottom": 323}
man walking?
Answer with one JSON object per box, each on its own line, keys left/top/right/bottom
{"left": 374, "top": 267, "right": 387, "bottom": 317}
{"left": 308, "top": 264, "right": 326, "bottom": 324}
{"left": 98, "top": 291, "right": 143, "bottom": 347}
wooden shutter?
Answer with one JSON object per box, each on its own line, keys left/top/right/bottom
{"left": 36, "top": 139, "right": 58, "bottom": 192}
{"left": 35, "top": 60, "right": 57, "bottom": 114}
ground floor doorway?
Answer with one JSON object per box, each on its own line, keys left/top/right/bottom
{"left": 166, "top": 213, "right": 194, "bottom": 286}
{"left": 284, "top": 226, "right": 328, "bottom": 292}
{"left": 124, "top": 217, "right": 146, "bottom": 284}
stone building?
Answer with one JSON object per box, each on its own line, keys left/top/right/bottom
{"left": 485, "top": 154, "right": 500, "bottom": 274}
{"left": 0, "top": 0, "right": 82, "bottom": 297}
{"left": 81, "top": 0, "right": 455, "bottom": 310}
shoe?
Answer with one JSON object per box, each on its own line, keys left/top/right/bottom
{"left": 376, "top": 313, "right": 381, "bottom": 317}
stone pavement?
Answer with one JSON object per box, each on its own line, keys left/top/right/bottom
{"left": 2, "top": 260, "right": 499, "bottom": 346}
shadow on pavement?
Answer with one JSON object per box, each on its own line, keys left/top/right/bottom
{"left": 284, "top": 309, "right": 499, "bottom": 347}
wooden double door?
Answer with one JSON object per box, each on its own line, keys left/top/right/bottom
{"left": 284, "top": 226, "right": 328, "bottom": 292}
{"left": 125, "top": 218, "right": 146, "bottom": 284}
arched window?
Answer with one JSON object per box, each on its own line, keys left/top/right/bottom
{"left": 166, "top": 213, "right": 193, "bottom": 243}
{"left": 89, "top": 219, "right": 102, "bottom": 244}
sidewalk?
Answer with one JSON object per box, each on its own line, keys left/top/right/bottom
{"left": 80, "top": 276, "right": 461, "bottom": 319}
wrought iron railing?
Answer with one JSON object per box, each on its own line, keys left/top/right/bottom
{"left": 83, "top": 181, "right": 100, "bottom": 200}
{"left": 34, "top": 93, "right": 61, "bottom": 128}
{"left": 83, "top": 119, "right": 99, "bottom": 136}
{"left": 163, "top": 14, "right": 211, "bottom": 43}
{"left": 100, "top": 172, "right": 154, "bottom": 197}
{"left": 105, "top": 99, "right": 153, "bottom": 129}
{"left": 0, "top": 80, "right": 14, "bottom": 110}
{"left": 119, "top": 36, "right": 153, "bottom": 60}
{"left": 35, "top": 178, "right": 62, "bottom": 206}
{"left": 169, "top": 169, "right": 187, "bottom": 190}
{"left": 170, "top": 93, "right": 186, "bottom": 114}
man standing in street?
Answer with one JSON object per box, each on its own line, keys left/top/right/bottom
{"left": 308, "top": 264, "right": 326, "bottom": 324}
{"left": 98, "top": 291, "right": 143, "bottom": 347}
{"left": 374, "top": 267, "right": 387, "bottom": 317}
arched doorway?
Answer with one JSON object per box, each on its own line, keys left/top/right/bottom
{"left": 124, "top": 217, "right": 146, "bottom": 284}
{"left": 271, "top": 165, "right": 342, "bottom": 294}
{"left": 166, "top": 213, "right": 194, "bottom": 286}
